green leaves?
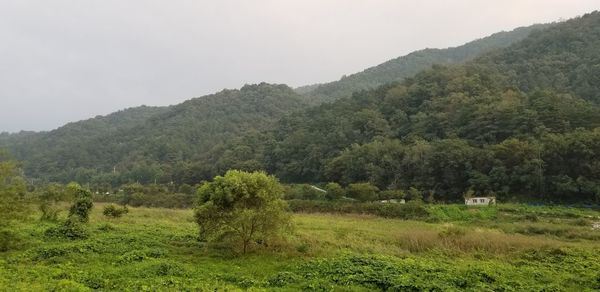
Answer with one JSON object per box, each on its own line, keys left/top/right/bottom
{"left": 195, "top": 170, "right": 291, "bottom": 253}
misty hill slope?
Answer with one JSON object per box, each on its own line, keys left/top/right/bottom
{"left": 0, "top": 106, "right": 168, "bottom": 158}
{"left": 215, "top": 11, "right": 600, "bottom": 202}
{"left": 3, "top": 83, "right": 307, "bottom": 182}
{"left": 299, "top": 23, "right": 551, "bottom": 103}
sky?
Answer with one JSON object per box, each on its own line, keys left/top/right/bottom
{"left": 1, "top": 1, "right": 598, "bottom": 133}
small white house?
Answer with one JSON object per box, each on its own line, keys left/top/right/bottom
{"left": 465, "top": 197, "right": 496, "bottom": 206}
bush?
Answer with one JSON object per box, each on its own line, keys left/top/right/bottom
{"left": 406, "top": 187, "right": 423, "bottom": 201}
{"left": 347, "top": 183, "right": 379, "bottom": 202}
{"left": 45, "top": 218, "right": 89, "bottom": 240}
{"left": 379, "top": 189, "right": 405, "bottom": 200}
{"left": 285, "top": 184, "right": 325, "bottom": 200}
{"left": 196, "top": 170, "right": 292, "bottom": 254}
{"left": 38, "top": 183, "right": 64, "bottom": 222}
{"left": 103, "top": 204, "right": 129, "bottom": 219}
{"left": 67, "top": 183, "right": 93, "bottom": 223}
{"left": 39, "top": 202, "right": 61, "bottom": 222}
{"left": 325, "top": 183, "right": 345, "bottom": 200}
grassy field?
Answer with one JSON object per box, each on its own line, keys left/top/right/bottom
{"left": 1, "top": 203, "right": 600, "bottom": 291}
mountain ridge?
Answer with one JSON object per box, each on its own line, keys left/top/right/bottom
{"left": 297, "top": 23, "right": 552, "bottom": 102}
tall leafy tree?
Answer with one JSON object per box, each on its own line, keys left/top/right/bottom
{"left": 195, "top": 170, "right": 291, "bottom": 253}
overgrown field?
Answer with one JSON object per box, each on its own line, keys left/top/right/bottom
{"left": 1, "top": 203, "right": 600, "bottom": 291}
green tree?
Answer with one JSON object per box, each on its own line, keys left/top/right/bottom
{"left": 406, "top": 187, "right": 424, "bottom": 202}
{"left": 67, "top": 182, "right": 93, "bottom": 223}
{"left": 347, "top": 183, "right": 379, "bottom": 202}
{"left": 195, "top": 170, "right": 291, "bottom": 254}
{"left": 325, "top": 182, "right": 345, "bottom": 200}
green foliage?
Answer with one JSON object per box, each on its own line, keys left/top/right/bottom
{"left": 287, "top": 199, "right": 429, "bottom": 219}
{"left": 38, "top": 183, "right": 64, "bottom": 221}
{"left": 1, "top": 84, "right": 307, "bottom": 186}
{"left": 378, "top": 189, "right": 405, "bottom": 200}
{"left": 284, "top": 184, "right": 324, "bottom": 200}
{"left": 67, "top": 183, "right": 93, "bottom": 223}
{"left": 102, "top": 204, "right": 128, "bottom": 219}
{"left": 101, "top": 182, "right": 196, "bottom": 208}
{"left": 0, "top": 157, "right": 28, "bottom": 226}
{"left": 301, "top": 23, "right": 549, "bottom": 103}
{"left": 324, "top": 182, "right": 345, "bottom": 200}
{"left": 195, "top": 170, "right": 292, "bottom": 253}
{"left": 0, "top": 153, "right": 29, "bottom": 251}
{"left": 346, "top": 183, "right": 379, "bottom": 202}
{"left": 2, "top": 203, "right": 600, "bottom": 290}
{"left": 0, "top": 229, "right": 21, "bottom": 252}
{"left": 45, "top": 218, "right": 89, "bottom": 240}
{"left": 406, "top": 187, "right": 423, "bottom": 202}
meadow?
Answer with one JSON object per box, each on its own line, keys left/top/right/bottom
{"left": 1, "top": 203, "right": 600, "bottom": 291}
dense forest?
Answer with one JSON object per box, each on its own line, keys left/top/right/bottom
{"left": 214, "top": 12, "right": 600, "bottom": 203}
{"left": 1, "top": 84, "right": 307, "bottom": 185}
{"left": 2, "top": 12, "right": 600, "bottom": 203}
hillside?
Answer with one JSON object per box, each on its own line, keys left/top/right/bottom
{"left": 2, "top": 83, "right": 307, "bottom": 184}
{"left": 299, "top": 23, "right": 551, "bottom": 103}
{"left": 0, "top": 23, "right": 548, "bottom": 186}
{"left": 216, "top": 12, "right": 600, "bottom": 203}
{"left": 0, "top": 106, "right": 168, "bottom": 160}
{"left": 4, "top": 12, "right": 600, "bottom": 204}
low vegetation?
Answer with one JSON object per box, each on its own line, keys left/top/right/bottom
{"left": 1, "top": 202, "right": 599, "bottom": 290}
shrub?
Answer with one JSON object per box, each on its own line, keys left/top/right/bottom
{"left": 45, "top": 218, "right": 89, "bottom": 240}
{"left": 39, "top": 202, "right": 61, "bottom": 222}
{"left": 38, "top": 183, "right": 64, "bottom": 222}
{"left": 325, "top": 182, "right": 345, "bottom": 200}
{"left": 406, "top": 187, "right": 423, "bottom": 201}
{"left": 195, "top": 170, "right": 292, "bottom": 253}
{"left": 67, "top": 183, "right": 93, "bottom": 223}
{"left": 103, "top": 204, "right": 129, "bottom": 218}
{"left": 285, "top": 184, "right": 325, "bottom": 200}
{"left": 347, "top": 183, "right": 379, "bottom": 202}
{"left": 379, "top": 189, "right": 405, "bottom": 200}
{"left": 117, "top": 250, "right": 147, "bottom": 263}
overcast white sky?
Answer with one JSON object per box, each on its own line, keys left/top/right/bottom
{"left": 1, "top": 1, "right": 598, "bottom": 132}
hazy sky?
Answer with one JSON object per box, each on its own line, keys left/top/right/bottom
{"left": 1, "top": 1, "right": 598, "bottom": 132}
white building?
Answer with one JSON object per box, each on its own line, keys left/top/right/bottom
{"left": 465, "top": 197, "right": 496, "bottom": 206}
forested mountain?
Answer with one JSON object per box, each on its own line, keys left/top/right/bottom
{"left": 298, "top": 23, "right": 550, "bottom": 103}
{"left": 3, "top": 12, "right": 600, "bottom": 203}
{"left": 1, "top": 83, "right": 307, "bottom": 185}
{"left": 0, "top": 106, "right": 167, "bottom": 158}
{"left": 215, "top": 11, "right": 600, "bottom": 203}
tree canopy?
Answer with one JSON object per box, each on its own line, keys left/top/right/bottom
{"left": 195, "top": 170, "right": 291, "bottom": 253}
